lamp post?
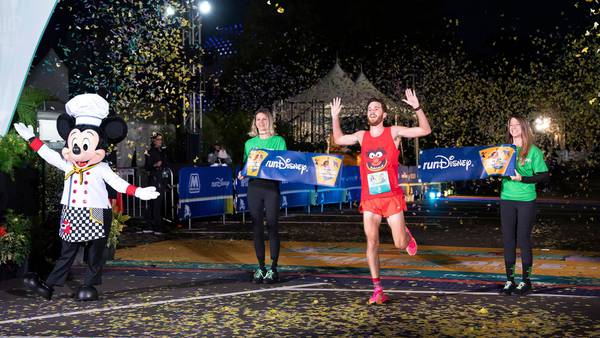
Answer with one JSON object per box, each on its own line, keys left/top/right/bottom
{"left": 179, "top": 0, "right": 211, "bottom": 162}
{"left": 404, "top": 73, "right": 420, "bottom": 166}
{"left": 534, "top": 116, "right": 551, "bottom": 133}
{"left": 534, "top": 115, "right": 561, "bottom": 153}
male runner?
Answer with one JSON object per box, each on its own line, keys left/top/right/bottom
{"left": 330, "top": 90, "right": 431, "bottom": 304}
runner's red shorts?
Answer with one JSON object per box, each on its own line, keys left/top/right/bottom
{"left": 359, "top": 194, "right": 407, "bottom": 217}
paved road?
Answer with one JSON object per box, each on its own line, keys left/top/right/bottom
{"left": 2, "top": 197, "right": 598, "bottom": 336}
{"left": 1, "top": 264, "right": 598, "bottom": 336}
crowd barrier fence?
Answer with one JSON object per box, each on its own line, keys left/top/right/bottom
{"left": 116, "top": 165, "right": 439, "bottom": 228}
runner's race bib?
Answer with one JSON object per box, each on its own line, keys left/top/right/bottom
{"left": 367, "top": 171, "right": 391, "bottom": 195}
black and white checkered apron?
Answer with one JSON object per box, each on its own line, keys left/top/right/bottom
{"left": 59, "top": 205, "right": 109, "bottom": 242}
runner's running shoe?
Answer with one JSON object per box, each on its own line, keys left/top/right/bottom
{"left": 405, "top": 227, "right": 418, "bottom": 256}
{"left": 368, "top": 288, "right": 389, "bottom": 305}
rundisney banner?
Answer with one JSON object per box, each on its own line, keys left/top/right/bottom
{"left": 242, "top": 149, "right": 343, "bottom": 187}
{"left": 418, "top": 145, "right": 517, "bottom": 183}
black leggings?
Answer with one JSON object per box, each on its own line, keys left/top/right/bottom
{"left": 247, "top": 179, "right": 281, "bottom": 269}
{"left": 500, "top": 200, "right": 536, "bottom": 281}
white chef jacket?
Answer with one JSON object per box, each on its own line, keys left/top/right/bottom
{"left": 36, "top": 143, "right": 132, "bottom": 209}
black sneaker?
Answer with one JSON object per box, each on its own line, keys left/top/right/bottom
{"left": 263, "top": 268, "right": 279, "bottom": 284}
{"left": 499, "top": 280, "right": 516, "bottom": 295}
{"left": 253, "top": 267, "right": 267, "bottom": 283}
{"left": 514, "top": 281, "right": 533, "bottom": 295}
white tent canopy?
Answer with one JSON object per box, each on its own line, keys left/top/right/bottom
{"left": 285, "top": 62, "right": 402, "bottom": 109}
{"left": 354, "top": 70, "right": 403, "bottom": 112}
{"left": 274, "top": 62, "right": 410, "bottom": 144}
{"left": 282, "top": 62, "right": 406, "bottom": 115}
{"left": 286, "top": 62, "right": 359, "bottom": 104}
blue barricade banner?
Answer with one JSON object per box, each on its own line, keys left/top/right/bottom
{"left": 234, "top": 177, "right": 313, "bottom": 212}
{"left": 418, "top": 145, "right": 517, "bottom": 183}
{"left": 340, "top": 165, "right": 361, "bottom": 204}
{"left": 398, "top": 165, "right": 419, "bottom": 183}
{"left": 242, "top": 149, "right": 343, "bottom": 187}
{"left": 315, "top": 186, "right": 345, "bottom": 205}
{"left": 280, "top": 180, "right": 314, "bottom": 208}
{"left": 233, "top": 176, "right": 249, "bottom": 214}
{"left": 178, "top": 166, "right": 233, "bottom": 219}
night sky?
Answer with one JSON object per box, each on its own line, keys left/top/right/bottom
{"left": 36, "top": 0, "right": 585, "bottom": 65}
{"left": 222, "top": 0, "right": 583, "bottom": 59}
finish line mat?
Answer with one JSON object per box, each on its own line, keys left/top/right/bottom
{"left": 111, "top": 239, "right": 600, "bottom": 287}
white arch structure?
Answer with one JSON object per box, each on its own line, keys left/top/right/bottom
{"left": 0, "top": 0, "right": 58, "bottom": 136}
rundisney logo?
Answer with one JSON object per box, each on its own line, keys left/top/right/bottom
{"left": 265, "top": 156, "right": 308, "bottom": 174}
{"left": 211, "top": 177, "right": 231, "bottom": 188}
{"left": 422, "top": 155, "right": 473, "bottom": 171}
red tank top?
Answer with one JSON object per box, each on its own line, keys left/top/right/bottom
{"left": 360, "top": 127, "right": 402, "bottom": 201}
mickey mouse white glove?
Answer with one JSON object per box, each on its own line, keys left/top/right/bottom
{"left": 135, "top": 186, "right": 160, "bottom": 200}
{"left": 13, "top": 123, "right": 36, "bottom": 140}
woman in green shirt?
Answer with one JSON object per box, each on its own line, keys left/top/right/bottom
{"left": 499, "top": 116, "right": 549, "bottom": 296}
{"left": 241, "top": 108, "right": 286, "bottom": 284}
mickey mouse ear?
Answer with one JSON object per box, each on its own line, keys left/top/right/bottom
{"left": 56, "top": 113, "right": 75, "bottom": 141}
{"left": 101, "top": 116, "right": 128, "bottom": 144}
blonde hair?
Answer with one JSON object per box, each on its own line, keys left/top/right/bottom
{"left": 507, "top": 116, "right": 534, "bottom": 165}
{"left": 248, "top": 108, "right": 276, "bottom": 137}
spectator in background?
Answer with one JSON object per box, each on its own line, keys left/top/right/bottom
{"left": 207, "top": 143, "right": 232, "bottom": 166}
{"left": 144, "top": 132, "right": 169, "bottom": 235}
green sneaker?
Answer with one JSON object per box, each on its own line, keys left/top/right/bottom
{"left": 263, "top": 268, "right": 279, "bottom": 284}
{"left": 514, "top": 281, "right": 533, "bottom": 296}
{"left": 253, "top": 267, "right": 266, "bottom": 283}
{"left": 499, "top": 280, "right": 516, "bottom": 296}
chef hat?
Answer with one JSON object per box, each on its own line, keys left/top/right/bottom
{"left": 65, "top": 94, "right": 109, "bottom": 127}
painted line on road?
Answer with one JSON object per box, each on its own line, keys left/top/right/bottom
{"left": 0, "top": 282, "right": 328, "bottom": 325}
{"left": 278, "top": 287, "right": 599, "bottom": 299}
{"left": 100, "top": 265, "right": 600, "bottom": 291}
{"left": 178, "top": 230, "right": 289, "bottom": 234}
{"left": 279, "top": 220, "right": 441, "bottom": 225}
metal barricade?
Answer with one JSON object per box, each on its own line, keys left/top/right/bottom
{"left": 116, "top": 168, "right": 145, "bottom": 218}
{"left": 162, "top": 167, "right": 176, "bottom": 222}
{"left": 116, "top": 167, "right": 177, "bottom": 221}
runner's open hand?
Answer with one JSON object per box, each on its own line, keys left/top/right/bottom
{"left": 402, "top": 89, "right": 420, "bottom": 110}
{"left": 331, "top": 97, "right": 342, "bottom": 118}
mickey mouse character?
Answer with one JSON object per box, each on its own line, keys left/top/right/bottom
{"left": 13, "top": 93, "right": 159, "bottom": 301}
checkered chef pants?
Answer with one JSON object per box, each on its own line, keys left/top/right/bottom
{"left": 59, "top": 205, "right": 111, "bottom": 242}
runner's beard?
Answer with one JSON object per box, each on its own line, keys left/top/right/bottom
{"left": 368, "top": 114, "right": 384, "bottom": 126}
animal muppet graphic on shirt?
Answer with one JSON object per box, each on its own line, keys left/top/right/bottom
{"left": 364, "top": 147, "right": 391, "bottom": 195}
